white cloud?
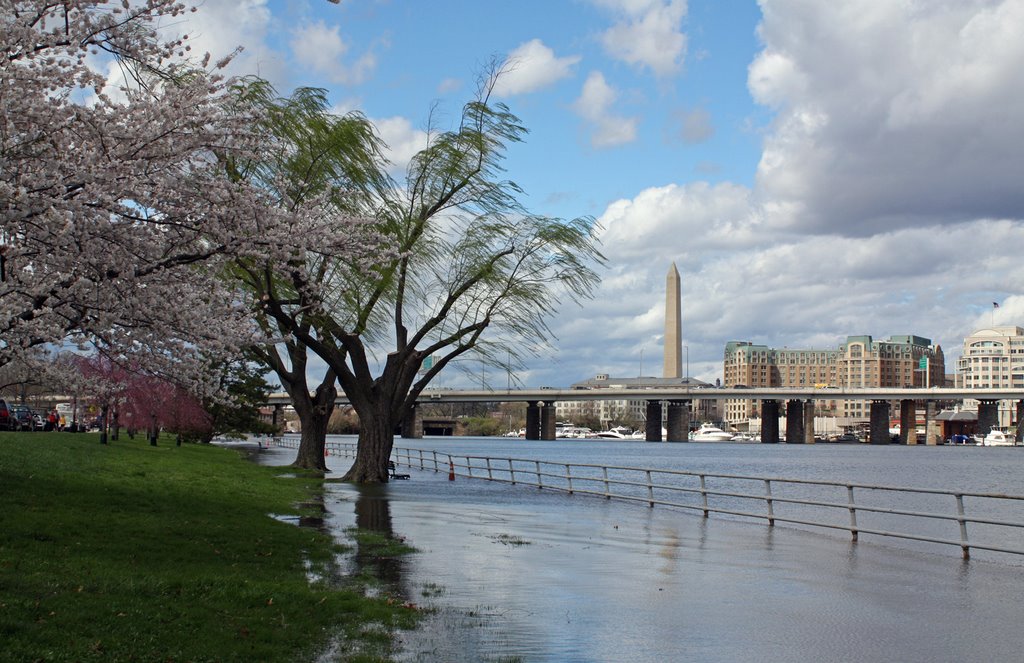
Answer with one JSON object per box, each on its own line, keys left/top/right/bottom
{"left": 177, "top": 0, "right": 286, "bottom": 85}
{"left": 596, "top": 0, "right": 688, "bottom": 76}
{"left": 572, "top": 71, "right": 639, "bottom": 148}
{"left": 749, "top": 0, "right": 1024, "bottom": 235}
{"left": 374, "top": 116, "right": 429, "bottom": 175}
{"left": 290, "top": 21, "right": 376, "bottom": 85}
{"left": 494, "top": 39, "right": 581, "bottom": 97}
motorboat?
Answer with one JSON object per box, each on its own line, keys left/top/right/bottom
{"left": 595, "top": 426, "right": 631, "bottom": 439}
{"left": 731, "top": 432, "right": 761, "bottom": 443}
{"left": 980, "top": 428, "right": 1017, "bottom": 446}
{"left": 690, "top": 423, "right": 736, "bottom": 442}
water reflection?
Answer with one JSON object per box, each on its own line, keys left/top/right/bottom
{"left": 351, "top": 484, "right": 406, "bottom": 589}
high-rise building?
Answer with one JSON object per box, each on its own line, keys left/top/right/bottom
{"left": 663, "top": 263, "right": 682, "bottom": 379}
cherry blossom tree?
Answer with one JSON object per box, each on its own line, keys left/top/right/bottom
{"left": 1, "top": 2, "right": 372, "bottom": 394}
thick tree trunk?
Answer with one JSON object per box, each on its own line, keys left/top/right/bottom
{"left": 341, "top": 405, "right": 395, "bottom": 483}
{"left": 291, "top": 407, "right": 332, "bottom": 472}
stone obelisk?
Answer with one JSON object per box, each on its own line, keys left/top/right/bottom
{"left": 663, "top": 262, "right": 682, "bottom": 378}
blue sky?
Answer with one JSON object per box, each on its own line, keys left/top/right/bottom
{"left": 176, "top": 0, "right": 1024, "bottom": 387}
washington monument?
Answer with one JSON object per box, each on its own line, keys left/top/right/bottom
{"left": 663, "top": 262, "right": 682, "bottom": 378}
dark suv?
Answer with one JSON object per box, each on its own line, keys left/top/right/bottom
{"left": 10, "top": 405, "right": 35, "bottom": 431}
{"left": 0, "top": 399, "right": 13, "bottom": 431}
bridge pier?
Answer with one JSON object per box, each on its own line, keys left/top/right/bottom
{"left": 666, "top": 400, "right": 689, "bottom": 442}
{"left": 925, "top": 400, "right": 942, "bottom": 445}
{"left": 1017, "top": 400, "right": 1024, "bottom": 444}
{"left": 541, "top": 401, "right": 557, "bottom": 441}
{"left": 525, "top": 402, "right": 541, "bottom": 440}
{"left": 761, "top": 400, "right": 779, "bottom": 444}
{"left": 869, "top": 400, "right": 891, "bottom": 444}
{"left": 900, "top": 399, "right": 916, "bottom": 445}
{"left": 803, "top": 400, "right": 816, "bottom": 444}
{"left": 978, "top": 399, "right": 999, "bottom": 438}
{"left": 645, "top": 401, "right": 663, "bottom": 442}
{"left": 786, "top": 399, "right": 804, "bottom": 444}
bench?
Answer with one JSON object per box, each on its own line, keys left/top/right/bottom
{"left": 388, "top": 461, "right": 410, "bottom": 480}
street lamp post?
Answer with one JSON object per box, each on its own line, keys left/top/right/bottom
{"left": 683, "top": 345, "right": 689, "bottom": 381}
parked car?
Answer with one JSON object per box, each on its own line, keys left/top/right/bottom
{"left": 0, "top": 399, "right": 13, "bottom": 430}
{"left": 10, "top": 405, "right": 36, "bottom": 431}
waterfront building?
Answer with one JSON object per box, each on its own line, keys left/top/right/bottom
{"left": 555, "top": 374, "right": 716, "bottom": 429}
{"left": 957, "top": 326, "right": 1024, "bottom": 427}
{"left": 723, "top": 335, "right": 945, "bottom": 424}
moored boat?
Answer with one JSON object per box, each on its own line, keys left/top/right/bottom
{"left": 981, "top": 428, "right": 1017, "bottom": 446}
{"left": 690, "top": 423, "right": 736, "bottom": 442}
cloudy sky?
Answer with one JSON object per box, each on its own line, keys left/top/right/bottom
{"left": 173, "top": 0, "right": 1024, "bottom": 387}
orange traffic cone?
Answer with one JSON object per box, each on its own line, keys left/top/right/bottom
{"left": 448, "top": 460, "right": 455, "bottom": 481}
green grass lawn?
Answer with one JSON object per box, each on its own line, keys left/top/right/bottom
{"left": 0, "top": 432, "right": 418, "bottom": 662}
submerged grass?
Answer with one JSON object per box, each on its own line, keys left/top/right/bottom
{"left": 0, "top": 432, "right": 418, "bottom": 662}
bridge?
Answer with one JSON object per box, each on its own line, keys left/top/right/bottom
{"left": 266, "top": 386, "right": 1024, "bottom": 445}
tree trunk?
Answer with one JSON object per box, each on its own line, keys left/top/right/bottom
{"left": 341, "top": 404, "right": 395, "bottom": 483}
{"left": 291, "top": 407, "right": 332, "bottom": 471}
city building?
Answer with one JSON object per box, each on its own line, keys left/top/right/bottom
{"left": 956, "top": 326, "right": 1024, "bottom": 427}
{"left": 722, "top": 335, "right": 946, "bottom": 424}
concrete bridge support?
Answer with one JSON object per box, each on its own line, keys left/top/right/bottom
{"left": 525, "top": 402, "right": 541, "bottom": 440}
{"left": 869, "top": 400, "right": 891, "bottom": 445}
{"left": 978, "top": 400, "right": 999, "bottom": 438}
{"left": 646, "top": 401, "right": 663, "bottom": 441}
{"left": 925, "top": 400, "right": 942, "bottom": 445}
{"left": 400, "top": 404, "right": 423, "bottom": 439}
{"left": 1016, "top": 400, "right": 1024, "bottom": 444}
{"left": 899, "top": 399, "right": 916, "bottom": 445}
{"left": 786, "top": 399, "right": 804, "bottom": 444}
{"left": 666, "top": 400, "right": 690, "bottom": 442}
{"left": 803, "top": 401, "right": 816, "bottom": 444}
{"left": 541, "top": 402, "right": 557, "bottom": 441}
{"left": 761, "top": 400, "right": 780, "bottom": 444}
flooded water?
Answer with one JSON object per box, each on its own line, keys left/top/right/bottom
{"left": 255, "top": 437, "right": 1024, "bottom": 662}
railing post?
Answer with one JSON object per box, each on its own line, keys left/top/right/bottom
{"left": 765, "top": 479, "right": 775, "bottom": 527}
{"left": 419, "top": 449, "right": 425, "bottom": 470}
{"left": 603, "top": 466, "right": 610, "bottom": 498}
{"left": 486, "top": 457, "right": 493, "bottom": 480}
{"left": 847, "top": 485, "right": 859, "bottom": 541}
{"left": 466, "top": 457, "right": 473, "bottom": 478}
{"left": 566, "top": 464, "right": 573, "bottom": 494}
{"left": 955, "top": 494, "right": 971, "bottom": 560}
{"left": 700, "top": 474, "right": 709, "bottom": 517}
{"left": 508, "top": 458, "right": 516, "bottom": 485}
{"left": 646, "top": 470, "right": 654, "bottom": 507}
{"left": 535, "top": 460, "right": 543, "bottom": 489}
{"left": 432, "top": 450, "right": 438, "bottom": 472}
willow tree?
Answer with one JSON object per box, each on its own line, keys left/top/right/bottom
{"left": 285, "top": 73, "right": 605, "bottom": 482}
{"left": 224, "top": 81, "right": 390, "bottom": 470}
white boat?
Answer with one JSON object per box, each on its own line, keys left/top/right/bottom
{"left": 980, "top": 428, "right": 1017, "bottom": 446}
{"left": 690, "top": 423, "right": 736, "bottom": 442}
{"left": 595, "top": 426, "right": 631, "bottom": 439}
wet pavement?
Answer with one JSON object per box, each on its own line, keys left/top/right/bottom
{"left": 250, "top": 441, "right": 1024, "bottom": 662}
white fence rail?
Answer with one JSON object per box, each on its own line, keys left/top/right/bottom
{"left": 273, "top": 438, "right": 1024, "bottom": 560}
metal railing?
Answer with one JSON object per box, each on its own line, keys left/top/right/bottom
{"left": 279, "top": 438, "right": 1024, "bottom": 560}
